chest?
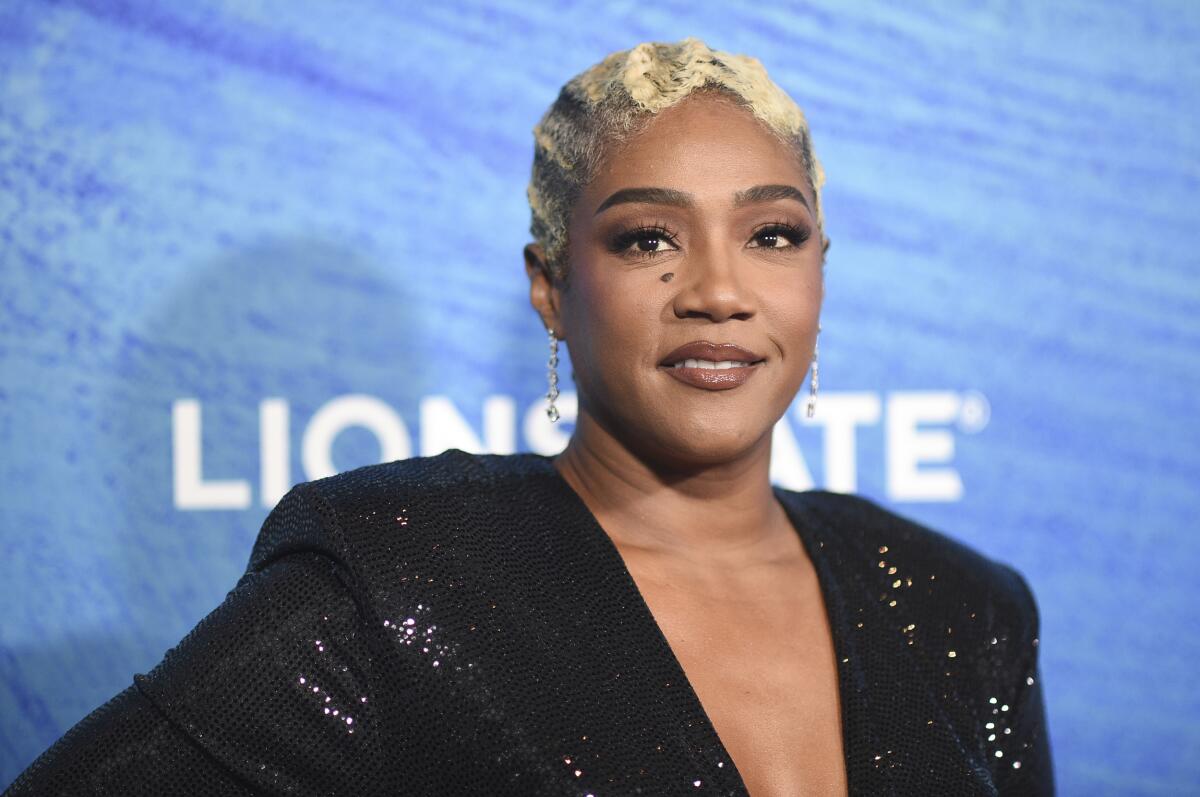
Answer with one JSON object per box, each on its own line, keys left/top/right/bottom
{"left": 621, "top": 553, "right": 849, "bottom": 797}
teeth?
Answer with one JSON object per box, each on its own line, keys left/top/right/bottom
{"left": 673, "top": 359, "right": 750, "bottom": 370}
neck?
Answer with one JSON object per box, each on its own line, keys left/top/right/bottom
{"left": 553, "top": 409, "right": 794, "bottom": 563}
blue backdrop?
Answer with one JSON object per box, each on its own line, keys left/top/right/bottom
{"left": 2, "top": 2, "right": 1198, "bottom": 793}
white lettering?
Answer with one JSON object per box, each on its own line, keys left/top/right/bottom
{"left": 769, "top": 416, "right": 815, "bottom": 491}
{"left": 886, "top": 392, "right": 964, "bottom": 501}
{"left": 419, "top": 395, "right": 516, "bottom": 456}
{"left": 302, "top": 395, "right": 411, "bottom": 481}
{"left": 523, "top": 392, "right": 577, "bottom": 455}
{"left": 803, "top": 392, "right": 881, "bottom": 493}
{"left": 172, "top": 399, "right": 251, "bottom": 510}
{"left": 171, "top": 389, "right": 985, "bottom": 511}
{"left": 260, "top": 398, "right": 290, "bottom": 508}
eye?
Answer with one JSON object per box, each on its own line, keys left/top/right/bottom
{"left": 609, "top": 225, "right": 680, "bottom": 259}
{"left": 748, "top": 223, "right": 812, "bottom": 250}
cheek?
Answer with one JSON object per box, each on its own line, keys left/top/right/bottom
{"left": 564, "top": 269, "right": 662, "bottom": 372}
{"left": 760, "top": 269, "right": 823, "bottom": 378}
{"left": 765, "top": 266, "right": 823, "bottom": 326}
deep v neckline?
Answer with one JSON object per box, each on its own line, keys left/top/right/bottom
{"left": 540, "top": 458, "right": 862, "bottom": 796}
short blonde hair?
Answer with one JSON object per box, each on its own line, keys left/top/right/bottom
{"left": 528, "top": 37, "right": 827, "bottom": 279}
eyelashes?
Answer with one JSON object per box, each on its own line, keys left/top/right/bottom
{"left": 750, "top": 221, "right": 813, "bottom": 250}
{"left": 607, "top": 220, "right": 813, "bottom": 261}
{"left": 608, "top": 223, "right": 678, "bottom": 259}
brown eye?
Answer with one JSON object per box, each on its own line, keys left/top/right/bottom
{"left": 748, "top": 223, "right": 812, "bottom": 250}
{"left": 755, "top": 231, "right": 787, "bottom": 249}
{"left": 635, "top": 233, "right": 667, "bottom": 253}
{"left": 610, "top": 225, "right": 679, "bottom": 259}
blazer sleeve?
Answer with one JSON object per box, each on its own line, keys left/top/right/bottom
{"left": 3, "top": 683, "right": 259, "bottom": 796}
{"left": 992, "top": 565, "right": 1055, "bottom": 796}
{"left": 5, "top": 489, "right": 393, "bottom": 796}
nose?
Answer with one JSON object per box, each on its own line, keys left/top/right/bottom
{"left": 670, "top": 245, "right": 757, "bottom": 323}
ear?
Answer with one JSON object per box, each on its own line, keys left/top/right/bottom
{"left": 524, "top": 242, "right": 564, "bottom": 337}
{"left": 820, "top": 235, "right": 831, "bottom": 299}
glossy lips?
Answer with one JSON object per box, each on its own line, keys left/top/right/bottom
{"left": 659, "top": 342, "right": 765, "bottom": 391}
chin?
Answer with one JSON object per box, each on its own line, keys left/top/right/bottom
{"left": 582, "top": 381, "right": 787, "bottom": 470}
{"left": 636, "top": 416, "right": 774, "bottom": 471}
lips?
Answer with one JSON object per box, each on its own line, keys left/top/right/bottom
{"left": 659, "top": 341, "right": 765, "bottom": 391}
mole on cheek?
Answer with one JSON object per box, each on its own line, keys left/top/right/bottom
{"left": 660, "top": 272, "right": 674, "bottom": 283}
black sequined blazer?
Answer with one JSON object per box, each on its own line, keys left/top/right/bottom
{"left": 5, "top": 450, "right": 1053, "bottom": 796}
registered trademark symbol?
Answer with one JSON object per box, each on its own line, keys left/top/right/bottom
{"left": 958, "top": 390, "right": 990, "bottom": 434}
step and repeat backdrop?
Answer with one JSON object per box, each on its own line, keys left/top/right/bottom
{"left": 2, "top": 1, "right": 1197, "bottom": 793}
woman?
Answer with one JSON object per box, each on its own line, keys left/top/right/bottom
{"left": 6, "top": 39, "right": 1052, "bottom": 796}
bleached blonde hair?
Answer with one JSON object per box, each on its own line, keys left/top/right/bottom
{"left": 528, "top": 37, "right": 827, "bottom": 279}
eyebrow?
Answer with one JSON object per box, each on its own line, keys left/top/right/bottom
{"left": 733, "top": 184, "right": 811, "bottom": 211}
{"left": 594, "top": 187, "right": 692, "bottom": 214}
{"left": 594, "top": 184, "right": 810, "bottom": 215}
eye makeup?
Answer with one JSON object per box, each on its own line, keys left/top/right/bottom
{"left": 748, "top": 220, "right": 813, "bottom": 250}
{"left": 606, "top": 221, "right": 681, "bottom": 260}
{"left": 603, "top": 216, "right": 814, "bottom": 262}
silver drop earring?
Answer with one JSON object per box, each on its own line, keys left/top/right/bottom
{"left": 806, "top": 324, "right": 821, "bottom": 419}
{"left": 546, "top": 329, "right": 560, "bottom": 423}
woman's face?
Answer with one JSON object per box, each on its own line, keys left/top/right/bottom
{"left": 529, "top": 94, "right": 824, "bottom": 469}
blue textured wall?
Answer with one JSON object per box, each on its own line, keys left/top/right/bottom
{"left": 2, "top": 2, "right": 1198, "bottom": 793}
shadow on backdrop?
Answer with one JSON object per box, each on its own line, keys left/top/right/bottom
{"left": 3, "top": 237, "right": 442, "bottom": 782}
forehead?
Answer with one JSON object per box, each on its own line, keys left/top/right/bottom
{"left": 582, "top": 94, "right": 813, "bottom": 209}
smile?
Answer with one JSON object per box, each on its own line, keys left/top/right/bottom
{"left": 659, "top": 342, "right": 766, "bottom": 391}
{"left": 671, "top": 359, "right": 754, "bottom": 370}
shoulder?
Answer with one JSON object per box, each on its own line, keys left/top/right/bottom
{"left": 778, "top": 490, "right": 1052, "bottom": 787}
{"left": 302, "top": 448, "right": 552, "bottom": 506}
{"left": 778, "top": 488, "right": 1040, "bottom": 645}
{"left": 249, "top": 449, "right": 556, "bottom": 569}
{"left": 783, "top": 488, "right": 1038, "bottom": 607}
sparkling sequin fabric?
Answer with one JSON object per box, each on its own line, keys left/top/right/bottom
{"left": 5, "top": 450, "right": 1052, "bottom": 795}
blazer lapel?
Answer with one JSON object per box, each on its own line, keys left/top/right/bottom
{"left": 778, "top": 491, "right": 997, "bottom": 795}
{"left": 539, "top": 464, "right": 753, "bottom": 795}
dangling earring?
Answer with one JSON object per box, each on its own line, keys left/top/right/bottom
{"left": 806, "top": 325, "right": 821, "bottom": 419}
{"left": 546, "top": 329, "right": 560, "bottom": 422}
